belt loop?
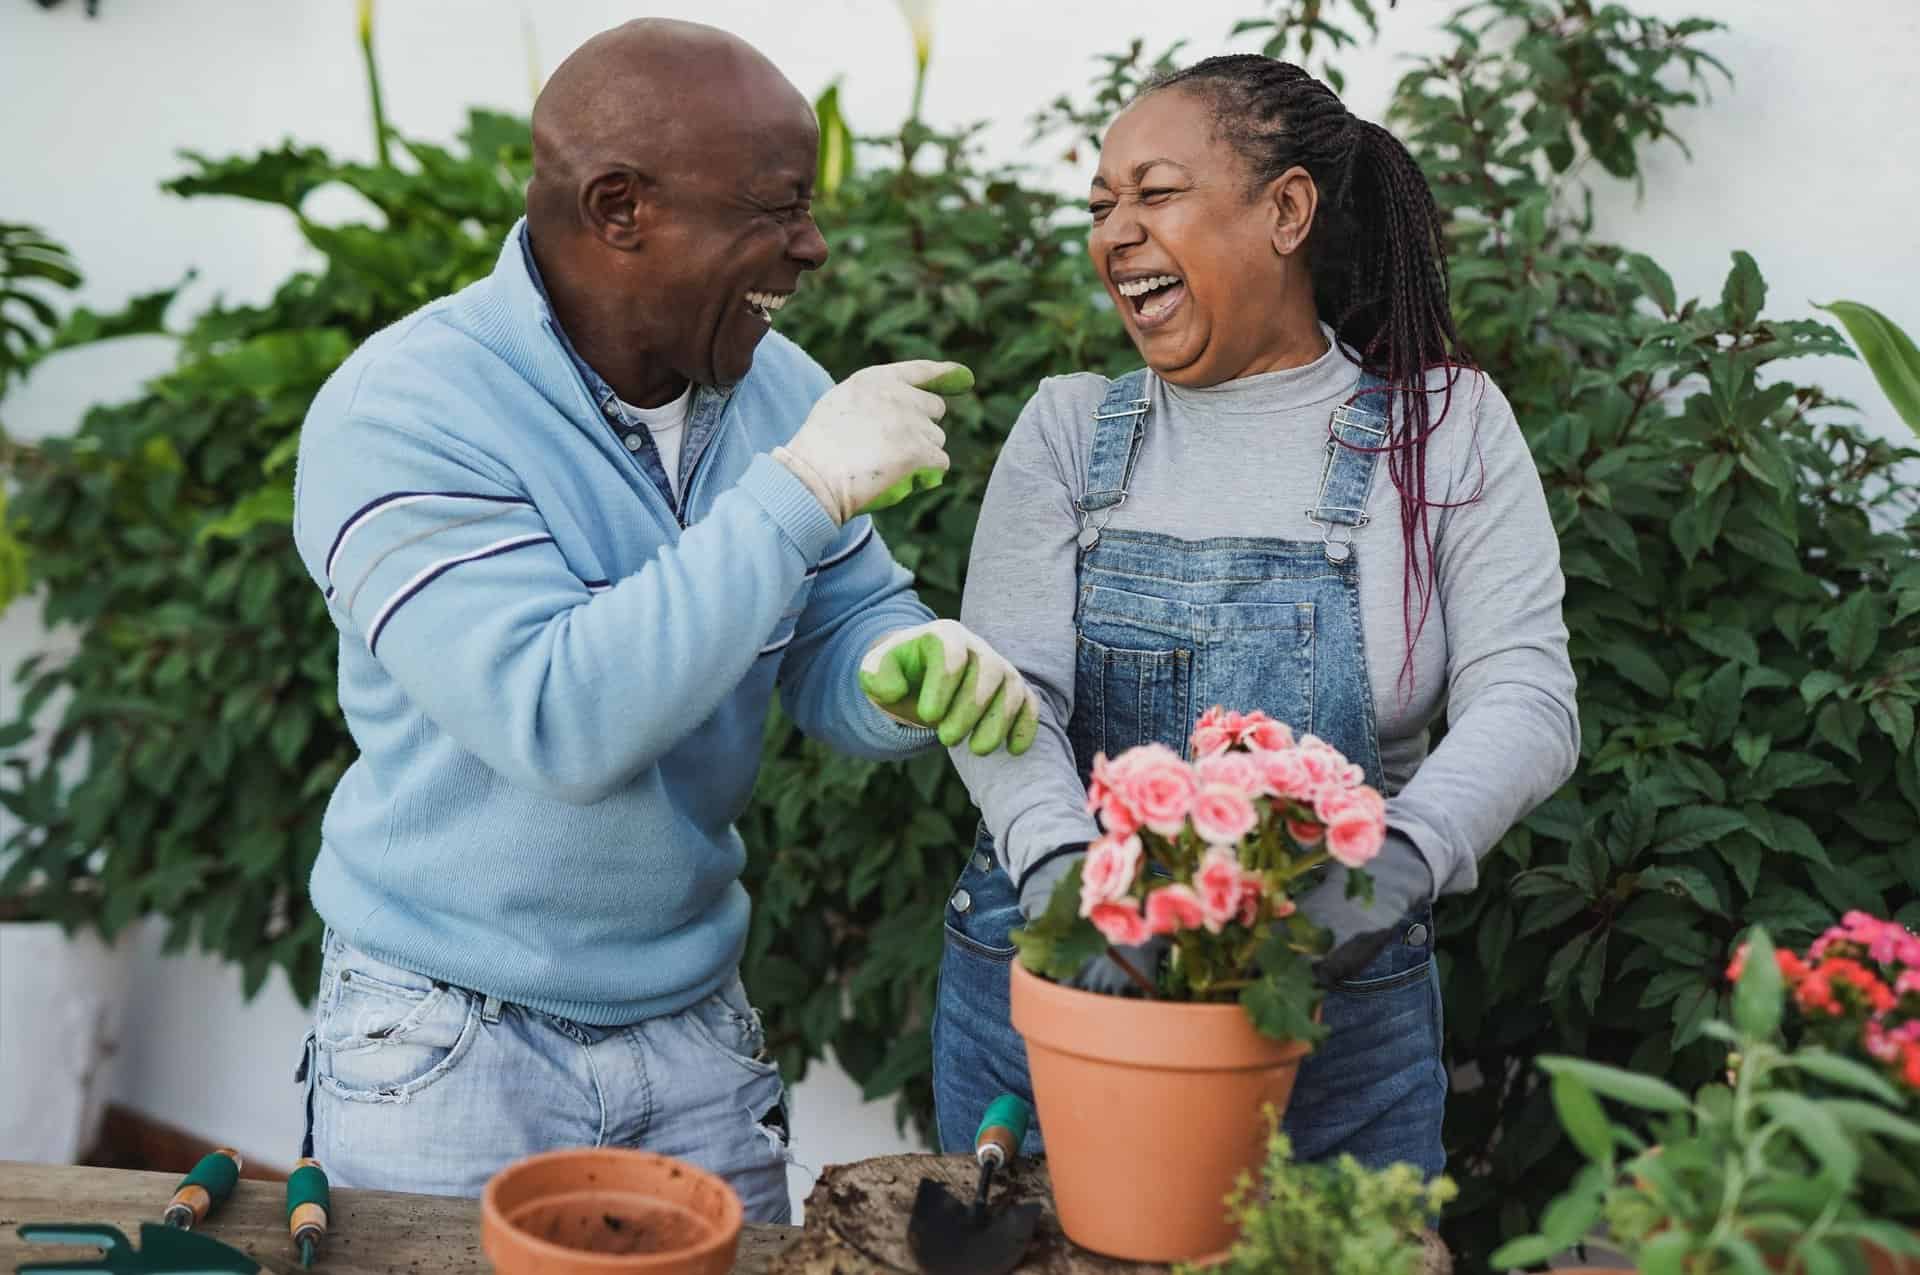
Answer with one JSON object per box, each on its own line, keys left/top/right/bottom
{"left": 480, "top": 994, "right": 503, "bottom": 1025}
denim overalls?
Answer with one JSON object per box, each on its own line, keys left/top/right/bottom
{"left": 931, "top": 369, "right": 1447, "bottom": 1177}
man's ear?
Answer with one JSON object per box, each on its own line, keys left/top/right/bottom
{"left": 1266, "top": 165, "right": 1319, "bottom": 258}
{"left": 580, "top": 168, "right": 656, "bottom": 251}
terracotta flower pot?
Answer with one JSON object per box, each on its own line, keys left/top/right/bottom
{"left": 481, "top": 1147, "right": 743, "bottom": 1275}
{"left": 1009, "top": 959, "right": 1313, "bottom": 1263}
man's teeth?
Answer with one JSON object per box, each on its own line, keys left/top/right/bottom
{"left": 746, "top": 291, "right": 789, "bottom": 313}
{"left": 1116, "top": 275, "right": 1182, "bottom": 298}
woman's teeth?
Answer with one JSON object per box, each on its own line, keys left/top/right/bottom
{"left": 1116, "top": 274, "right": 1182, "bottom": 299}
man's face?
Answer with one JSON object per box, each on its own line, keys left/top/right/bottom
{"left": 639, "top": 99, "right": 829, "bottom": 388}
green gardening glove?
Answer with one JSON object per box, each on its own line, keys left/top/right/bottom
{"left": 853, "top": 365, "right": 975, "bottom": 515}
{"left": 858, "top": 619, "right": 1039, "bottom": 756}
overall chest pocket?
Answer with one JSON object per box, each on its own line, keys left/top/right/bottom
{"left": 1074, "top": 635, "right": 1192, "bottom": 760}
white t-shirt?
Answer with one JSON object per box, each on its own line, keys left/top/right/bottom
{"left": 614, "top": 385, "right": 694, "bottom": 499}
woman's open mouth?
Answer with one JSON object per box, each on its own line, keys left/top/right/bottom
{"left": 1116, "top": 274, "right": 1186, "bottom": 331}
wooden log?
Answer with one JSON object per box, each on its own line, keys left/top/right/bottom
{"left": 767, "top": 1153, "right": 1452, "bottom": 1275}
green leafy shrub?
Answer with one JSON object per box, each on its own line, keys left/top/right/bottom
{"left": 1373, "top": 2, "right": 1920, "bottom": 1263}
{"left": 1179, "top": 1113, "right": 1457, "bottom": 1275}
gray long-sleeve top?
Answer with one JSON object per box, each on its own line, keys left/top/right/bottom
{"left": 949, "top": 334, "right": 1580, "bottom": 899}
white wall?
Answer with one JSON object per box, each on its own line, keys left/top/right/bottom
{"left": 3, "top": 0, "right": 1917, "bottom": 1219}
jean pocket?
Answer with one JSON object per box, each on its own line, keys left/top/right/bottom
{"left": 682, "top": 979, "right": 779, "bottom": 1079}
{"left": 316, "top": 959, "right": 478, "bottom": 1103}
{"left": 944, "top": 843, "right": 1022, "bottom": 962}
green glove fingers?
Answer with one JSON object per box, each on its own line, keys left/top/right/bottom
{"left": 967, "top": 685, "right": 1013, "bottom": 756}
{"left": 935, "top": 657, "right": 993, "bottom": 750}
{"left": 1007, "top": 697, "right": 1039, "bottom": 757}
{"left": 915, "top": 632, "right": 967, "bottom": 724}
{"left": 858, "top": 636, "right": 926, "bottom": 709}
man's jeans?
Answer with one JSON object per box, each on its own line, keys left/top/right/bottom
{"left": 303, "top": 930, "right": 792, "bottom": 1222}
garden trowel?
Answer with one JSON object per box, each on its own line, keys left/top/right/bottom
{"left": 907, "top": 1093, "right": 1042, "bottom": 1275}
{"left": 13, "top": 1222, "right": 259, "bottom": 1274}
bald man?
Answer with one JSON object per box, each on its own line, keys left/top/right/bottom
{"left": 288, "top": 20, "right": 1034, "bottom": 1215}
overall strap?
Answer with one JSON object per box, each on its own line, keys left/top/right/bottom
{"left": 1306, "top": 370, "right": 1391, "bottom": 563}
{"left": 1076, "top": 368, "right": 1152, "bottom": 553}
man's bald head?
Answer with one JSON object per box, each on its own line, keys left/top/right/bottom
{"left": 527, "top": 19, "right": 813, "bottom": 241}
{"left": 519, "top": 19, "right": 829, "bottom": 400}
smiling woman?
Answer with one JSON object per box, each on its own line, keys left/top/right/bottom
{"left": 929, "top": 50, "right": 1581, "bottom": 1198}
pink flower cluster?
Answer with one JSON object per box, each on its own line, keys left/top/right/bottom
{"left": 1729, "top": 911, "right": 1920, "bottom": 1096}
{"left": 1076, "top": 707, "right": 1383, "bottom": 947}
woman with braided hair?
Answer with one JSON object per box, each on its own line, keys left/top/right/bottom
{"left": 932, "top": 54, "right": 1579, "bottom": 1173}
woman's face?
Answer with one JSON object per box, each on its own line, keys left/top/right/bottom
{"left": 1089, "top": 88, "right": 1315, "bottom": 387}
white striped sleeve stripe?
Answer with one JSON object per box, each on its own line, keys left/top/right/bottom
{"left": 325, "top": 491, "right": 532, "bottom": 589}
{"left": 365, "top": 533, "right": 554, "bottom": 656}
{"left": 817, "top": 524, "right": 874, "bottom": 571}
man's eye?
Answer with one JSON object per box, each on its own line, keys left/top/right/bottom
{"left": 1089, "top": 202, "right": 1114, "bottom": 221}
{"left": 1140, "top": 188, "right": 1177, "bottom": 203}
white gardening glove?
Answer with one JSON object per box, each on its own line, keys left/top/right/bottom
{"left": 858, "top": 619, "right": 1040, "bottom": 756}
{"left": 772, "top": 360, "right": 959, "bottom": 526}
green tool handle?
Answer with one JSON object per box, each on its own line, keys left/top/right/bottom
{"left": 854, "top": 365, "right": 975, "bottom": 516}
{"left": 285, "top": 1161, "right": 330, "bottom": 1218}
{"left": 179, "top": 1150, "right": 242, "bottom": 1198}
{"left": 974, "top": 1093, "right": 1032, "bottom": 1169}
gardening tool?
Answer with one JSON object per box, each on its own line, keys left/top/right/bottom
{"left": 906, "top": 1093, "right": 1042, "bottom": 1275}
{"left": 161, "top": 1150, "right": 242, "bottom": 1231}
{"left": 13, "top": 1222, "right": 259, "bottom": 1274}
{"left": 854, "top": 364, "right": 975, "bottom": 514}
{"left": 284, "top": 1158, "right": 331, "bottom": 1269}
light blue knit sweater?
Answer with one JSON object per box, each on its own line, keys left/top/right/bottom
{"left": 291, "top": 222, "right": 934, "bottom": 1024}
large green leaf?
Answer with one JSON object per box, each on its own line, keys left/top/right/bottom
{"left": 1817, "top": 299, "right": 1920, "bottom": 432}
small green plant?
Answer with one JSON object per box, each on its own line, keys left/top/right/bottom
{"left": 1180, "top": 1112, "right": 1456, "bottom": 1275}
{"left": 1493, "top": 928, "right": 1920, "bottom": 1274}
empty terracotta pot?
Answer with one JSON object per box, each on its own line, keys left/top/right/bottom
{"left": 481, "top": 1147, "right": 743, "bottom": 1275}
{"left": 1010, "top": 960, "right": 1313, "bottom": 1263}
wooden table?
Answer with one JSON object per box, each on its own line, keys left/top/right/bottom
{"left": 0, "top": 1162, "right": 793, "bottom": 1274}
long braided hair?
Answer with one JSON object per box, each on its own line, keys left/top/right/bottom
{"left": 1141, "top": 55, "right": 1476, "bottom": 684}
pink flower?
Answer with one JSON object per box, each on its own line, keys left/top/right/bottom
{"left": 1079, "top": 834, "right": 1143, "bottom": 911}
{"left": 1271, "top": 895, "right": 1298, "bottom": 919}
{"left": 1191, "top": 725, "right": 1236, "bottom": 759}
{"left": 1317, "top": 784, "right": 1386, "bottom": 825}
{"left": 1144, "top": 884, "right": 1208, "bottom": 936}
{"left": 1288, "top": 819, "right": 1325, "bottom": 848}
{"left": 1196, "top": 753, "right": 1264, "bottom": 796}
{"left": 1192, "top": 784, "right": 1259, "bottom": 846}
{"left": 1086, "top": 754, "right": 1142, "bottom": 838}
{"left": 1116, "top": 744, "right": 1199, "bottom": 837}
{"left": 1259, "top": 749, "right": 1318, "bottom": 802}
{"left": 1237, "top": 712, "right": 1295, "bottom": 753}
{"left": 1088, "top": 900, "right": 1152, "bottom": 947}
{"left": 1897, "top": 969, "right": 1920, "bottom": 998}
{"left": 1240, "top": 892, "right": 1264, "bottom": 926}
{"left": 1197, "top": 846, "right": 1254, "bottom": 933}
{"left": 1294, "top": 736, "right": 1340, "bottom": 790}
{"left": 1326, "top": 807, "right": 1386, "bottom": 868}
